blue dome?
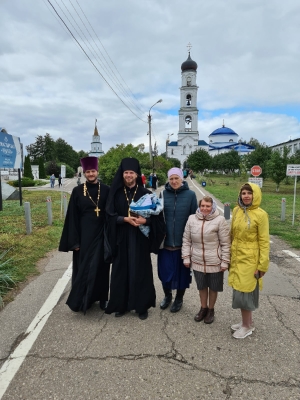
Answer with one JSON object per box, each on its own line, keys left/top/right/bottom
{"left": 209, "top": 126, "right": 238, "bottom": 137}
{"left": 181, "top": 53, "right": 197, "bottom": 72}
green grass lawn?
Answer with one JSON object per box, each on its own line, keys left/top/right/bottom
{"left": 0, "top": 190, "right": 69, "bottom": 306}
{"left": 198, "top": 174, "right": 300, "bottom": 248}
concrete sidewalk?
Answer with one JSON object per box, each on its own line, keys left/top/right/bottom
{"left": 1, "top": 178, "right": 300, "bottom": 399}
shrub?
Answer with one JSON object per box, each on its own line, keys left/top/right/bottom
{"left": 12, "top": 177, "right": 35, "bottom": 187}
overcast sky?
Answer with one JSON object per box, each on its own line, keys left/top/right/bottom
{"left": 1, "top": 0, "right": 300, "bottom": 156}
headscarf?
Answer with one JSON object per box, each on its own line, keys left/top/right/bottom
{"left": 238, "top": 183, "right": 254, "bottom": 229}
{"left": 167, "top": 167, "right": 183, "bottom": 180}
{"left": 197, "top": 196, "right": 217, "bottom": 216}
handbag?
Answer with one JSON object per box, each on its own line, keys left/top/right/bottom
{"left": 159, "top": 190, "right": 166, "bottom": 249}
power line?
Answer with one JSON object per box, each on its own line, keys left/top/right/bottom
{"left": 70, "top": 0, "right": 146, "bottom": 116}
{"left": 74, "top": 0, "right": 146, "bottom": 115}
{"left": 46, "top": 0, "right": 147, "bottom": 123}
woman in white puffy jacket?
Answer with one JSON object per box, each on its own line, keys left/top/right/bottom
{"left": 182, "top": 196, "right": 231, "bottom": 324}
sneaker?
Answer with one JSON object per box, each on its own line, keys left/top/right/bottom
{"left": 231, "top": 322, "right": 255, "bottom": 332}
{"left": 232, "top": 326, "right": 253, "bottom": 339}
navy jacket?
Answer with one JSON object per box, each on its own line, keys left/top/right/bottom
{"left": 161, "top": 181, "right": 198, "bottom": 247}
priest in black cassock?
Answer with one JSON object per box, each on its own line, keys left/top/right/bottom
{"left": 105, "top": 157, "right": 165, "bottom": 320}
{"left": 59, "top": 156, "right": 110, "bottom": 314}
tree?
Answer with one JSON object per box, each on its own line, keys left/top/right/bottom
{"left": 289, "top": 149, "right": 300, "bottom": 164}
{"left": 23, "top": 155, "right": 34, "bottom": 179}
{"left": 55, "top": 138, "right": 79, "bottom": 171}
{"left": 244, "top": 142, "right": 272, "bottom": 179}
{"left": 266, "top": 147, "right": 290, "bottom": 191}
{"left": 186, "top": 149, "right": 212, "bottom": 173}
{"left": 26, "top": 133, "right": 56, "bottom": 163}
{"left": 210, "top": 151, "right": 240, "bottom": 173}
{"left": 44, "top": 161, "right": 74, "bottom": 178}
{"left": 98, "top": 143, "right": 174, "bottom": 185}
{"left": 38, "top": 157, "right": 46, "bottom": 179}
{"left": 167, "top": 157, "right": 181, "bottom": 168}
{"left": 221, "top": 150, "right": 241, "bottom": 173}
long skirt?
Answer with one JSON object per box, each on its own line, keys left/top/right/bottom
{"left": 157, "top": 248, "right": 191, "bottom": 290}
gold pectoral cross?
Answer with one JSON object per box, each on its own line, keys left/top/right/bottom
{"left": 94, "top": 207, "right": 100, "bottom": 217}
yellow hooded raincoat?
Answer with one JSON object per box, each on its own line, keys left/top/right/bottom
{"left": 228, "top": 182, "right": 270, "bottom": 292}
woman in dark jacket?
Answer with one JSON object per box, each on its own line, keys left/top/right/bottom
{"left": 158, "top": 167, "right": 198, "bottom": 312}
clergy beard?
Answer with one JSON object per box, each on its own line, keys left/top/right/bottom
{"left": 124, "top": 178, "right": 137, "bottom": 188}
{"left": 86, "top": 177, "right": 98, "bottom": 184}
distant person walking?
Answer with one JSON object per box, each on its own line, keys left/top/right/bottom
{"left": 50, "top": 174, "right": 55, "bottom": 188}
{"left": 141, "top": 173, "right": 146, "bottom": 188}
{"left": 152, "top": 173, "right": 158, "bottom": 191}
{"left": 149, "top": 173, "right": 153, "bottom": 188}
{"left": 229, "top": 183, "right": 270, "bottom": 339}
{"left": 58, "top": 174, "right": 62, "bottom": 187}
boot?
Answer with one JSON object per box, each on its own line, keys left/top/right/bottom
{"left": 204, "top": 308, "right": 215, "bottom": 324}
{"left": 194, "top": 307, "right": 208, "bottom": 322}
{"left": 160, "top": 287, "right": 172, "bottom": 310}
{"left": 170, "top": 289, "right": 185, "bottom": 313}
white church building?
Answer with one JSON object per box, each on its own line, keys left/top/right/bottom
{"left": 166, "top": 52, "right": 254, "bottom": 165}
{"left": 89, "top": 120, "right": 105, "bottom": 158}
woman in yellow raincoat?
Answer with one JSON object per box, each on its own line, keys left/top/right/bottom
{"left": 228, "top": 182, "right": 269, "bottom": 339}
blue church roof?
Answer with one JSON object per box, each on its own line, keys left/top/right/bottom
{"left": 168, "top": 140, "right": 208, "bottom": 146}
{"left": 209, "top": 142, "right": 255, "bottom": 152}
{"left": 209, "top": 126, "right": 238, "bottom": 137}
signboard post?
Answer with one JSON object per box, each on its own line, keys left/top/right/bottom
{"left": 248, "top": 177, "right": 263, "bottom": 188}
{"left": 286, "top": 164, "right": 300, "bottom": 226}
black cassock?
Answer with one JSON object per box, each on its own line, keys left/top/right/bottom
{"left": 105, "top": 185, "right": 165, "bottom": 315}
{"left": 59, "top": 181, "right": 110, "bottom": 313}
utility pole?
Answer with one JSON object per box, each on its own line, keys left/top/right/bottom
{"left": 148, "top": 99, "right": 163, "bottom": 161}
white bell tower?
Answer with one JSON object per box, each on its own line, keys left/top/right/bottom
{"left": 89, "top": 119, "right": 104, "bottom": 158}
{"left": 166, "top": 45, "right": 208, "bottom": 166}
{"left": 178, "top": 47, "right": 199, "bottom": 142}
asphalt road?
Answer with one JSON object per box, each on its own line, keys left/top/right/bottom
{"left": 0, "top": 177, "right": 299, "bottom": 399}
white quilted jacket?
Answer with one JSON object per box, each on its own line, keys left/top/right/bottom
{"left": 182, "top": 208, "right": 231, "bottom": 273}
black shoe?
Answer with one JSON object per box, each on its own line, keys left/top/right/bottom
{"left": 99, "top": 300, "right": 108, "bottom": 310}
{"left": 170, "top": 298, "right": 183, "bottom": 313}
{"left": 115, "top": 311, "right": 126, "bottom": 317}
{"left": 138, "top": 311, "right": 148, "bottom": 320}
{"left": 160, "top": 295, "right": 172, "bottom": 310}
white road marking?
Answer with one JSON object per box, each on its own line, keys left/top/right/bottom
{"left": 282, "top": 250, "right": 300, "bottom": 262}
{"left": 0, "top": 263, "right": 72, "bottom": 399}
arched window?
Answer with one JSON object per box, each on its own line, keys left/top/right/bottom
{"left": 187, "top": 76, "right": 191, "bottom": 86}
{"left": 229, "top": 139, "right": 233, "bottom": 142}
{"left": 171, "top": 149, "right": 174, "bottom": 155}
{"left": 186, "top": 94, "right": 191, "bottom": 106}
{"left": 185, "top": 115, "right": 192, "bottom": 130}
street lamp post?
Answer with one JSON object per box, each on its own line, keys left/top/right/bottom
{"left": 166, "top": 133, "right": 174, "bottom": 158}
{"left": 148, "top": 99, "right": 163, "bottom": 160}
